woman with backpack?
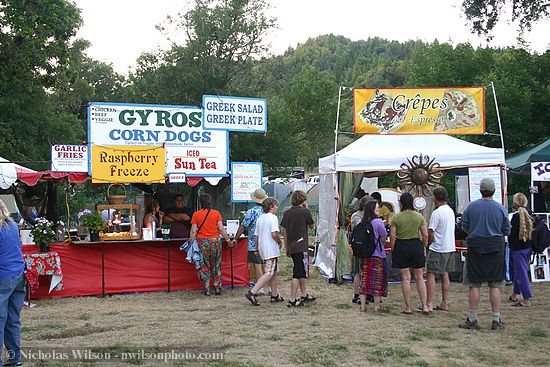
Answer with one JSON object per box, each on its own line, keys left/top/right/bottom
{"left": 358, "top": 200, "right": 388, "bottom": 313}
{"left": 508, "top": 192, "right": 533, "bottom": 307}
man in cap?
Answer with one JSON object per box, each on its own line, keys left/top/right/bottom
{"left": 459, "top": 178, "right": 510, "bottom": 330}
{"left": 234, "top": 188, "right": 268, "bottom": 293}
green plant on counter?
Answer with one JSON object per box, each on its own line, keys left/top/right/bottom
{"left": 78, "top": 210, "right": 107, "bottom": 233}
{"left": 30, "top": 217, "right": 60, "bottom": 245}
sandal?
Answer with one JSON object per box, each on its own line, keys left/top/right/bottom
{"left": 511, "top": 302, "right": 528, "bottom": 307}
{"left": 245, "top": 291, "right": 259, "bottom": 306}
{"left": 287, "top": 299, "right": 305, "bottom": 308}
{"left": 270, "top": 294, "right": 285, "bottom": 303}
{"left": 300, "top": 294, "right": 316, "bottom": 303}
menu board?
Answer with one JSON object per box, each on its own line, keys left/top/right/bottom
{"left": 231, "top": 162, "right": 262, "bottom": 202}
{"left": 468, "top": 166, "right": 503, "bottom": 204}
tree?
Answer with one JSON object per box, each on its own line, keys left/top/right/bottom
{"left": 131, "top": 0, "right": 276, "bottom": 105}
{"left": 0, "top": 0, "right": 83, "bottom": 167}
{"left": 462, "top": 0, "right": 550, "bottom": 39}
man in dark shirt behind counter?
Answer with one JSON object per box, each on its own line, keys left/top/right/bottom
{"left": 164, "top": 194, "right": 194, "bottom": 239}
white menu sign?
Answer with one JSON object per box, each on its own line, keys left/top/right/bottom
{"left": 88, "top": 102, "right": 229, "bottom": 177}
{"left": 468, "top": 166, "right": 503, "bottom": 204}
{"left": 51, "top": 144, "right": 88, "bottom": 173}
{"left": 231, "top": 162, "right": 262, "bottom": 202}
{"left": 202, "top": 95, "right": 267, "bottom": 133}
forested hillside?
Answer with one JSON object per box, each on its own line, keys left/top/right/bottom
{"left": 1, "top": 0, "right": 549, "bottom": 173}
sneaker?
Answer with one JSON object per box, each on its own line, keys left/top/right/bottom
{"left": 270, "top": 294, "right": 285, "bottom": 303}
{"left": 287, "top": 299, "right": 305, "bottom": 308}
{"left": 352, "top": 296, "right": 361, "bottom": 304}
{"left": 245, "top": 291, "right": 260, "bottom": 306}
{"left": 491, "top": 319, "right": 505, "bottom": 330}
{"left": 258, "top": 288, "right": 265, "bottom": 295}
{"left": 458, "top": 318, "right": 480, "bottom": 330}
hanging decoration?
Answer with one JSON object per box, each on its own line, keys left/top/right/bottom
{"left": 397, "top": 154, "right": 444, "bottom": 196}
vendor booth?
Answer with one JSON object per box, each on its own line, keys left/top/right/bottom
{"left": 315, "top": 134, "right": 506, "bottom": 280}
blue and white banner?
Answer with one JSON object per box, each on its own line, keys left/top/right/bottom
{"left": 202, "top": 95, "right": 267, "bottom": 133}
{"left": 531, "top": 162, "right": 550, "bottom": 182}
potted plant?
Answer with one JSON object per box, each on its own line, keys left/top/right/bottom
{"left": 78, "top": 209, "right": 107, "bottom": 242}
{"left": 30, "top": 217, "right": 61, "bottom": 252}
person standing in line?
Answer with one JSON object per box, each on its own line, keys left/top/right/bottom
{"left": 245, "top": 198, "right": 284, "bottom": 306}
{"left": 371, "top": 192, "right": 390, "bottom": 224}
{"left": 281, "top": 190, "right": 316, "bottom": 307}
{"left": 350, "top": 196, "right": 372, "bottom": 304}
{"left": 426, "top": 186, "right": 456, "bottom": 313}
{"left": 390, "top": 192, "right": 430, "bottom": 315}
{"left": 188, "top": 193, "right": 235, "bottom": 296}
{"left": 0, "top": 199, "right": 25, "bottom": 367}
{"left": 358, "top": 200, "right": 388, "bottom": 313}
{"left": 459, "top": 178, "right": 510, "bottom": 330}
{"left": 164, "top": 194, "right": 194, "bottom": 239}
{"left": 234, "top": 188, "right": 268, "bottom": 295}
{"left": 508, "top": 192, "right": 533, "bottom": 307}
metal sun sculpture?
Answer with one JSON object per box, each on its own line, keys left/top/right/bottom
{"left": 397, "top": 154, "right": 444, "bottom": 196}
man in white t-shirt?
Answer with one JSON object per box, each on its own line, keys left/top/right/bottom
{"left": 426, "top": 186, "right": 456, "bottom": 312}
{"left": 245, "top": 198, "right": 284, "bottom": 306}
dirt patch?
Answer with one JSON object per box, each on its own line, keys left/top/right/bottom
{"left": 21, "top": 256, "right": 550, "bottom": 366}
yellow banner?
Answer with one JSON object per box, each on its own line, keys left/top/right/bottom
{"left": 91, "top": 146, "right": 166, "bottom": 183}
{"left": 354, "top": 87, "right": 485, "bottom": 134}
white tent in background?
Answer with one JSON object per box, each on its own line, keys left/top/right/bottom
{"left": 316, "top": 134, "right": 505, "bottom": 279}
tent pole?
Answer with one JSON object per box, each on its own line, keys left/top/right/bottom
{"left": 491, "top": 82, "right": 508, "bottom": 205}
{"left": 334, "top": 86, "right": 344, "bottom": 156}
{"left": 490, "top": 82, "right": 506, "bottom": 154}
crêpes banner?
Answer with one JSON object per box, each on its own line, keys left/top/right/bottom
{"left": 354, "top": 87, "right": 485, "bottom": 135}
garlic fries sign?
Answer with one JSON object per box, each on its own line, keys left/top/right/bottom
{"left": 354, "top": 87, "right": 485, "bottom": 135}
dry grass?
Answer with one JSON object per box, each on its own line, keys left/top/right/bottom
{"left": 21, "top": 255, "right": 550, "bottom": 367}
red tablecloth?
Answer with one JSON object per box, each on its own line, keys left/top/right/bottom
{"left": 21, "top": 238, "right": 248, "bottom": 299}
{"left": 23, "top": 251, "right": 63, "bottom": 292}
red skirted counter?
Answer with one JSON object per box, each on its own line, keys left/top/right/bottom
{"left": 22, "top": 238, "right": 248, "bottom": 298}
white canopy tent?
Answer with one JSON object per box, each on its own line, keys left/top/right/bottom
{"left": 315, "top": 134, "right": 505, "bottom": 279}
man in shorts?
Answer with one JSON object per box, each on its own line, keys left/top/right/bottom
{"left": 234, "top": 188, "right": 268, "bottom": 293}
{"left": 281, "top": 190, "right": 316, "bottom": 307}
{"left": 460, "top": 178, "right": 510, "bottom": 330}
{"left": 426, "top": 186, "right": 456, "bottom": 313}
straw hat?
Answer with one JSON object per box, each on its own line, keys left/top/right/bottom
{"left": 250, "top": 188, "right": 268, "bottom": 204}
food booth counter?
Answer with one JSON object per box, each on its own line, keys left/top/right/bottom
{"left": 22, "top": 238, "right": 248, "bottom": 299}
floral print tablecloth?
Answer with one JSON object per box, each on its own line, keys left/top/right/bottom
{"left": 23, "top": 251, "right": 63, "bottom": 293}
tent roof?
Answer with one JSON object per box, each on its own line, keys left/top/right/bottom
{"left": 319, "top": 134, "right": 505, "bottom": 174}
{"left": 0, "top": 156, "right": 37, "bottom": 189}
{"left": 506, "top": 138, "right": 550, "bottom": 173}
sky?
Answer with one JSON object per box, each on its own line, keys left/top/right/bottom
{"left": 73, "top": 0, "right": 550, "bottom": 74}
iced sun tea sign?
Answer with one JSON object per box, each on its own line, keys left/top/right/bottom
{"left": 51, "top": 144, "right": 88, "bottom": 173}
{"left": 88, "top": 103, "right": 229, "bottom": 177}
{"left": 202, "top": 95, "right": 267, "bottom": 133}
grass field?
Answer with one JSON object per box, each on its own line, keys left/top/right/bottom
{"left": 20, "top": 255, "right": 550, "bottom": 367}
